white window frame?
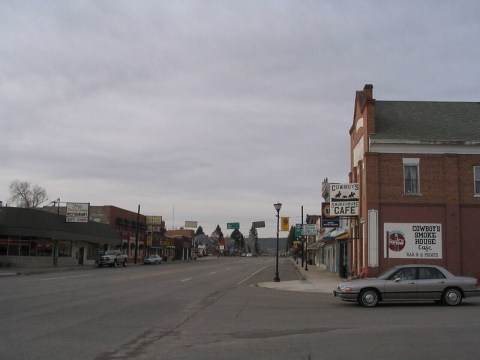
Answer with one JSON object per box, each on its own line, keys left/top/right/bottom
{"left": 403, "top": 158, "right": 420, "bottom": 195}
{"left": 474, "top": 166, "right": 480, "bottom": 196}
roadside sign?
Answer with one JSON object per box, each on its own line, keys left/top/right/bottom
{"left": 66, "top": 202, "right": 89, "bottom": 223}
{"left": 227, "top": 222, "right": 240, "bottom": 229}
{"left": 302, "top": 224, "right": 317, "bottom": 236}
{"left": 252, "top": 221, "right": 265, "bottom": 228}
{"left": 295, "top": 224, "right": 302, "bottom": 237}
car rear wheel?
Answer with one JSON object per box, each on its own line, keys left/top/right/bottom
{"left": 359, "top": 289, "right": 379, "bottom": 307}
{"left": 442, "top": 288, "right": 462, "bottom": 306}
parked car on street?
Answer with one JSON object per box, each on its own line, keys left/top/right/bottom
{"left": 98, "top": 250, "right": 128, "bottom": 267}
{"left": 333, "top": 264, "right": 480, "bottom": 307}
{"left": 144, "top": 254, "right": 162, "bottom": 265}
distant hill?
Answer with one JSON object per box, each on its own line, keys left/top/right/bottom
{"left": 258, "top": 237, "right": 288, "bottom": 254}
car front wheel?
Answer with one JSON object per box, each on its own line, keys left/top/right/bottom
{"left": 359, "top": 289, "right": 379, "bottom": 307}
{"left": 442, "top": 288, "right": 462, "bottom": 306}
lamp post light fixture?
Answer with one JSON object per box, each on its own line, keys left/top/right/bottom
{"left": 274, "top": 202, "right": 282, "bottom": 282}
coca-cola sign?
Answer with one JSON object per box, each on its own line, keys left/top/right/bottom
{"left": 388, "top": 231, "right": 406, "bottom": 252}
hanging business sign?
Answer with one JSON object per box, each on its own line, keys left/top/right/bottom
{"left": 329, "top": 183, "right": 359, "bottom": 216}
{"left": 384, "top": 223, "right": 442, "bottom": 259}
{"left": 66, "top": 202, "right": 89, "bottom": 223}
{"left": 321, "top": 202, "right": 339, "bottom": 227}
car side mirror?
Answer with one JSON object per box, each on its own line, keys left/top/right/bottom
{"left": 394, "top": 277, "right": 402, "bottom": 282}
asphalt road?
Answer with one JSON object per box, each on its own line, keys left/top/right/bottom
{"left": 1, "top": 257, "right": 480, "bottom": 360}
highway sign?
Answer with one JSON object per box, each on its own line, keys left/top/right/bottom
{"left": 227, "top": 222, "right": 240, "bottom": 229}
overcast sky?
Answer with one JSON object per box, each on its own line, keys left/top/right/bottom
{"left": 1, "top": 1, "right": 479, "bottom": 237}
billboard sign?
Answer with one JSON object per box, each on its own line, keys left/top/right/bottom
{"left": 330, "top": 183, "right": 359, "bottom": 216}
{"left": 384, "top": 223, "right": 442, "bottom": 259}
{"left": 146, "top": 216, "right": 162, "bottom": 225}
{"left": 185, "top": 221, "right": 198, "bottom": 228}
{"left": 66, "top": 202, "right": 89, "bottom": 223}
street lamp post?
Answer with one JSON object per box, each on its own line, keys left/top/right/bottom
{"left": 274, "top": 202, "right": 282, "bottom": 282}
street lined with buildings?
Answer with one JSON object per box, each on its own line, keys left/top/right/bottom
{"left": 1, "top": 257, "right": 479, "bottom": 359}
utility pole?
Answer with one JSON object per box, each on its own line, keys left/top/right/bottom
{"left": 301, "top": 206, "right": 304, "bottom": 267}
{"left": 134, "top": 205, "right": 140, "bottom": 264}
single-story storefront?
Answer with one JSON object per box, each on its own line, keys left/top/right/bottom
{"left": 0, "top": 207, "right": 120, "bottom": 268}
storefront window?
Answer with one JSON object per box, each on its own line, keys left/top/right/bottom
{"left": 58, "top": 240, "right": 72, "bottom": 257}
{"left": 87, "top": 243, "right": 99, "bottom": 260}
{"left": 32, "top": 240, "right": 53, "bottom": 256}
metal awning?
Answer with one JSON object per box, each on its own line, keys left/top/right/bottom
{"left": 336, "top": 232, "right": 350, "bottom": 240}
{"left": 307, "top": 242, "right": 323, "bottom": 250}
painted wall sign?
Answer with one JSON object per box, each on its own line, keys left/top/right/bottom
{"left": 384, "top": 223, "right": 442, "bottom": 259}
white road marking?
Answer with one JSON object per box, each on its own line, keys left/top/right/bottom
{"left": 40, "top": 274, "right": 93, "bottom": 281}
{"left": 209, "top": 271, "right": 217, "bottom": 275}
{"left": 236, "top": 266, "right": 269, "bottom": 285}
{"left": 181, "top": 277, "right": 192, "bottom": 282}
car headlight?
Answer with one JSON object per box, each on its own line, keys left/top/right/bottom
{"left": 338, "top": 286, "right": 353, "bottom": 292}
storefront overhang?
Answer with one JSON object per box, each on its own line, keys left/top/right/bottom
{"left": 307, "top": 242, "right": 322, "bottom": 250}
{"left": 336, "top": 232, "right": 350, "bottom": 241}
{"left": 0, "top": 207, "right": 120, "bottom": 245}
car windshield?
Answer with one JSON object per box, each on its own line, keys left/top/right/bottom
{"left": 104, "top": 250, "right": 118, "bottom": 255}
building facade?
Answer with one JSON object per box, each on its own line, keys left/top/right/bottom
{"left": 0, "top": 207, "right": 119, "bottom": 267}
{"left": 350, "top": 84, "right": 480, "bottom": 278}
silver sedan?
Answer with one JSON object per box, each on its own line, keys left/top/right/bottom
{"left": 144, "top": 254, "right": 162, "bottom": 265}
{"left": 333, "top": 264, "right": 480, "bottom": 307}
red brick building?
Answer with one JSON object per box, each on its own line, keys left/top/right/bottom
{"left": 349, "top": 84, "right": 480, "bottom": 278}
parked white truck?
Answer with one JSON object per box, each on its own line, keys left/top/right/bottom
{"left": 98, "top": 250, "right": 128, "bottom": 267}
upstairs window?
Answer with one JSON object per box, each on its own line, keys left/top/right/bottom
{"left": 475, "top": 166, "right": 480, "bottom": 196}
{"left": 403, "top": 158, "right": 420, "bottom": 195}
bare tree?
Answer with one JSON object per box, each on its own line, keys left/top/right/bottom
{"left": 8, "top": 180, "right": 48, "bottom": 208}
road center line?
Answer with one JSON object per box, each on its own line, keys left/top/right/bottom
{"left": 209, "top": 271, "right": 217, "bottom": 275}
{"left": 181, "top": 277, "right": 192, "bottom": 282}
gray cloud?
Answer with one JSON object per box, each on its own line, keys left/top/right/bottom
{"left": 1, "top": 0, "right": 479, "bottom": 235}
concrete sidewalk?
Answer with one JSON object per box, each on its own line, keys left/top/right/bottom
{"left": 257, "top": 258, "right": 346, "bottom": 294}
